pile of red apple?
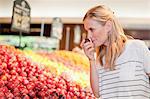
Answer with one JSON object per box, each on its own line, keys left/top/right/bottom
{"left": 0, "top": 45, "right": 95, "bottom": 98}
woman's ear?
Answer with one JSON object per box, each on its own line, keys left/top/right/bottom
{"left": 105, "top": 20, "right": 112, "bottom": 33}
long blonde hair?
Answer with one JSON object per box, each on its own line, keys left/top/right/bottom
{"left": 83, "top": 5, "right": 128, "bottom": 70}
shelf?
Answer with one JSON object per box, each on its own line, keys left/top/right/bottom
{"left": 0, "top": 17, "right": 150, "bottom": 30}
{"left": 0, "top": 17, "right": 82, "bottom": 24}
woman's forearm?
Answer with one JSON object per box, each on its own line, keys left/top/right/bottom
{"left": 90, "top": 60, "right": 100, "bottom": 98}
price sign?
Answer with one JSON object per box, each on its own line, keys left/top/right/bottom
{"left": 11, "top": 0, "right": 31, "bottom": 33}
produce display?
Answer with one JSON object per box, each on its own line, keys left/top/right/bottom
{"left": 23, "top": 49, "right": 91, "bottom": 90}
{"left": 0, "top": 35, "right": 59, "bottom": 51}
{"left": 0, "top": 45, "right": 95, "bottom": 98}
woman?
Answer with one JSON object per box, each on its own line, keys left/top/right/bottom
{"left": 80, "top": 5, "right": 150, "bottom": 99}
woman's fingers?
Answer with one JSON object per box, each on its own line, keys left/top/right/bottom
{"left": 83, "top": 42, "right": 94, "bottom": 50}
{"left": 80, "top": 39, "right": 85, "bottom": 48}
{"left": 80, "top": 39, "right": 95, "bottom": 60}
{"left": 88, "top": 47, "right": 95, "bottom": 52}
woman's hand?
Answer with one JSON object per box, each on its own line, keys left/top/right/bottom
{"left": 80, "top": 38, "right": 95, "bottom": 61}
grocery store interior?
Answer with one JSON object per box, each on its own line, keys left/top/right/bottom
{"left": 0, "top": 0, "right": 150, "bottom": 98}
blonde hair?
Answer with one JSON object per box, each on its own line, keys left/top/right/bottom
{"left": 83, "top": 5, "right": 128, "bottom": 70}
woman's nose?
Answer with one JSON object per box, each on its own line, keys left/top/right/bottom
{"left": 87, "top": 31, "right": 92, "bottom": 38}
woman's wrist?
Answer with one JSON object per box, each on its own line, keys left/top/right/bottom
{"left": 89, "top": 58, "right": 95, "bottom": 61}
{"left": 89, "top": 58, "right": 96, "bottom": 67}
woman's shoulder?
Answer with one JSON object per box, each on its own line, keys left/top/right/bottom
{"left": 116, "top": 39, "right": 147, "bottom": 64}
{"left": 126, "top": 39, "right": 146, "bottom": 49}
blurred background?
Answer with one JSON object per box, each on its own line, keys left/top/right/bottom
{"left": 0, "top": 0, "right": 150, "bottom": 50}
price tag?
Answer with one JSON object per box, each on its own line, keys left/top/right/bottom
{"left": 11, "top": 0, "right": 31, "bottom": 33}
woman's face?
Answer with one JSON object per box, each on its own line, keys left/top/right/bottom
{"left": 84, "top": 18, "right": 109, "bottom": 47}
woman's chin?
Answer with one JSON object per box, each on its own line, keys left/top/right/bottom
{"left": 95, "top": 44, "right": 101, "bottom": 47}
{"left": 95, "top": 43, "right": 103, "bottom": 47}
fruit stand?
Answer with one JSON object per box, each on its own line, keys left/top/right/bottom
{"left": 0, "top": 45, "right": 96, "bottom": 98}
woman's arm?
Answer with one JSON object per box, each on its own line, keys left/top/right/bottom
{"left": 90, "top": 60, "right": 100, "bottom": 98}
{"left": 80, "top": 38, "right": 100, "bottom": 98}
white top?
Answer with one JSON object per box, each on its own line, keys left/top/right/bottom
{"left": 98, "top": 40, "right": 150, "bottom": 99}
